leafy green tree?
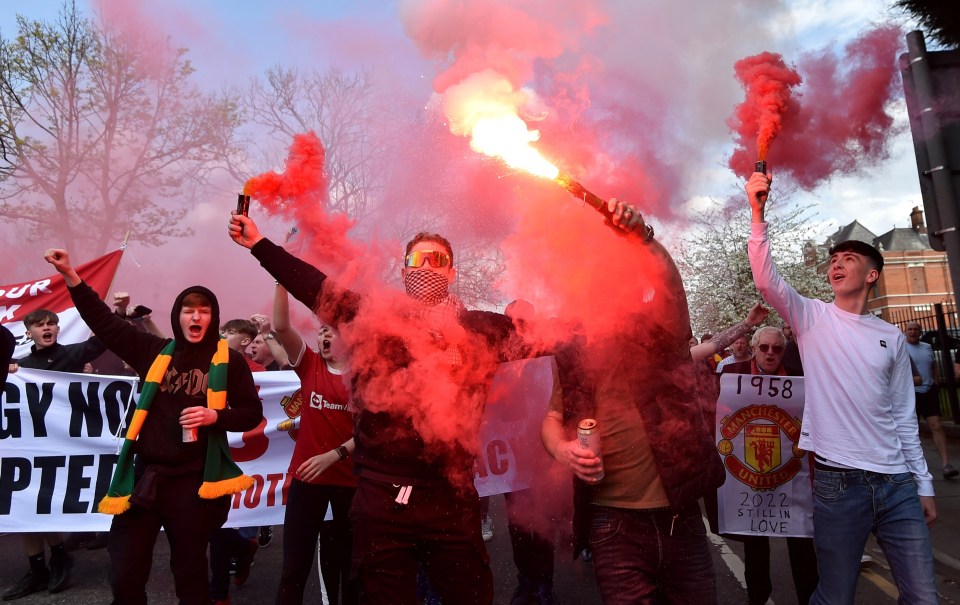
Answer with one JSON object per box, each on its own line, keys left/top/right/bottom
{"left": 677, "top": 193, "right": 832, "bottom": 337}
{"left": 0, "top": 1, "right": 240, "bottom": 255}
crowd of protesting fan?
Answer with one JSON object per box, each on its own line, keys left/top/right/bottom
{"left": 0, "top": 171, "right": 950, "bottom": 605}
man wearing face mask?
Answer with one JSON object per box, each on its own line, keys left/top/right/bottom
{"left": 228, "top": 215, "right": 512, "bottom": 605}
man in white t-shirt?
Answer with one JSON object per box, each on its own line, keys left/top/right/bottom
{"left": 746, "top": 171, "right": 937, "bottom": 604}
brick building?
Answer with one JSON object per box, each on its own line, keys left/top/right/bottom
{"left": 822, "top": 207, "right": 953, "bottom": 322}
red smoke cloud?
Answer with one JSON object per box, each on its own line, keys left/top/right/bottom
{"left": 244, "top": 132, "right": 359, "bottom": 268}
{"left": 729, "top": 25, "right": 904, "bottom": 189}
{"left": 92, "top": 0, "right": 181, "bottom": 80}
{"left": 398, "top": 0, "right": 688, "bottom": 335}
{"left": 399, "top": 0, "right": 605, "bottom": 95}
{"left": 729, "top": 52, "right": 802, "bottom": 164}
{"left": 398, "top": 0, "right": 686, "bottom": 228}
{"left": 243, "top": 130, "right": 506, "bottom": 491}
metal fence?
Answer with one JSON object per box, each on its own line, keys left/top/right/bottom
{"left": 889, "top": 302, "right": 960, "bottom": 421}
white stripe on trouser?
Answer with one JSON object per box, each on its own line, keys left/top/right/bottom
{"left": 394, "top": 485, "right": 413, "bottom": 505}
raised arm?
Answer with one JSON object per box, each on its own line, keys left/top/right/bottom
{"left": 45, "top": 249, "right": 165, "bottom": 372}
{"left": 113, "top": 291, "right": 165, "bottom": 338}
{"left": 271, "top": 286, "right": 306, "bottom": 367}
{"left": 747, "top": 170, "right": 771, "bottom": 224}
{"left": 228, "top": 213, "right": 331, "bottom": 313}
{"left": 250, "top": 313, "right": 290, "bottom": 369}
{"left": 44, "top": 249, "right": 82, "bottom": 287}
{"left": 690, "top": 303, "right": 769, "bottom": 362}
{"left": 744, "top": 175, "right": 819, "bottom": 331}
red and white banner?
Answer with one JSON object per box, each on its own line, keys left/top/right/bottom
{"left": 1, "top": 250, "right": 124, "bottom": 359}
{"left": 716, "top": 373, "right": 813, "bottom": 538}
{"left": 1, "top": 357, "right": 560, "bottom": 531}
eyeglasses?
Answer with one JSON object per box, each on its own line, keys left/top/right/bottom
{"left": 757, "top": 344, "right": 784, "bottom": 354}
{"left": 404, "top": 250, "right": 451, "bottom": 269}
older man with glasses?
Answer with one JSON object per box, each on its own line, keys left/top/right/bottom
{"left": 721, "top": 326, "right": 818, "bottom": 605}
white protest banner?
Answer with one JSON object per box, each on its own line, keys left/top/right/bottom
{"left": 0, "top": 368, "right": 138, "bottom": 532}
{"left": 2, "top": 358, "right": 559, "bottom": 530}
{"left": 715, "top": 373, "right": 813, "bottom": 538}
{"left": 1, "top": 250, "right": 124, "bottom": 358}
{"left": 223, "top": 370, "right": 303, "bottom": 528}
{"left": 474, "top": 356, "right": 559, "bottom": 497}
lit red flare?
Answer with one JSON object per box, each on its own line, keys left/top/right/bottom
{"left": 455, "top": 110, "right": 622, "bottom": 223}
{"left": 441, "top": 72, "right": 640, "bottom": 227}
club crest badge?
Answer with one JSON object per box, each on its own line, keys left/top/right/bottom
{"left": 276, "top": 388, "right": 303, "bottom": 441}
{"left": 717, "top": 404, "right": 805, "bottom": 491}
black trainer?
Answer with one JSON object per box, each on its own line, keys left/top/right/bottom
{"left": 2, "top": 570, "right": 50, "bottom": 601}
{"left": 48, "top": 550, "right": 73, "bottom": 594}
{"left": 536, "top": 584, "right": 559, "bottom": 605}
{"left": 257, "top": 526, "right": 273, "bottom": 548}
{"left": 510, "top": 575, "right": 536, "bottom": 605}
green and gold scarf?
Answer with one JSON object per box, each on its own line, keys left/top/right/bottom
{"left": 98, "top": 339, "right": 254, "bottom": 514}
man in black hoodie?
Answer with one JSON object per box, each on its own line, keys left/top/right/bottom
{"left": 43, "top": 248, "right": 263, "bottom": 605}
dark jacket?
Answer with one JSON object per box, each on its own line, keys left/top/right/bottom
{"left": 1, "top": 325, "right": 14, "bottom": 389}
{"left": 561, "top": 243, "right": 725, "bottom": 559}
{"left": 251, "top": 238, "right": 511, "bottom": 491}
{"left": 69, "top": 281, "right": 262, "bottom": 471}
{"left": 16, "top": 337, "right": 106, "bottom": 372}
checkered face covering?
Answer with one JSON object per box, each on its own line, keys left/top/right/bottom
{"left": 403, "top": 269, "right": 450, "bottom": 305}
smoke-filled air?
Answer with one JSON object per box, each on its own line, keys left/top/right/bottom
{"left": 0, "top": 0, "right": 924, "bottom": 548}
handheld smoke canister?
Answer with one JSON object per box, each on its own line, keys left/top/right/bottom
{"left": 753, "top": 160, "right": 769, "bottom": 204}
{"left": 236, "top": 193, "right": 250, "bottom": 217}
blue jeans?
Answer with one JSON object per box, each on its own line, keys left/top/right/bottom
{"left": 589, "top": 504, "right": 716, "bottom": 605}
{"left": 810, "top": 468, "right": 937, "bottom": 604}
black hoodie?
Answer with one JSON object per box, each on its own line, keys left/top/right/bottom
{"left": 68, "top": 281, "right": 262, "bottom": 470}
{"left": 1, "top": 324, "right": 14, "bottom": 390}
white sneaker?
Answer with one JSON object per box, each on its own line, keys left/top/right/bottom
{"left": 860, "top": 554, "right": 874, "bottom": 568}
{"left": 480, "top": 515, "right": 494, "bottom": 542}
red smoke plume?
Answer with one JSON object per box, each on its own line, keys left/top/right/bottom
{"left": 729, "top": 25, "right": 903, "bottom": 189}
{"left": 729, "top": 52, "right": 802, "bottom": 165}
{"left": 244, "top": 130, "right": 503, "bottom": 492}
{"left": 399, "top": 0, "right": 604, "bottom": 95}
{"left": 244, "top": 132, "right": 359, "bottom": 267}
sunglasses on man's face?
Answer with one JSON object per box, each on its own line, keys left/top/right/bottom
{"left": 757, "top": 344, "right": 784, "bottom": 354}
{"left": 404, "top": 250, "right": 451, "bottom": 269}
